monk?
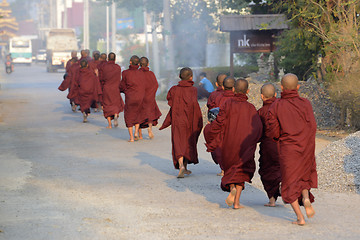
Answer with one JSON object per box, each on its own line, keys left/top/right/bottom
{"left": 159, "top": 67, "right": 203, "bottom": 178}
{"left": 139, "top": 56, "right": 162, "bottom": 139}
{"left": 120, "top": 55, "right": 146, "bottom": 142}
{"left": 65, "top": 50, "right": 78, "bottom": 73}
{"left": 205, "top": 79, "right": 262, "bottom": 209}
{"left": 69, "top": 59, "right": 102, "bottom": 123}
{"left": 100, "top": 52, "right": 124, "bottom": 128}
{"left": 89, "top": 50, "right": 101, "bottom": 77}
{"left": 205, "top": 75, "right": 234, "bottom": 176}
{"left": 257, "top": 83, "right": 281, "bottom": 207}
{"left": 266, "top": 73, "right": 317, "bottom": 225}
{"left": 206, "top": 73, "right": 227, "bottom": 110}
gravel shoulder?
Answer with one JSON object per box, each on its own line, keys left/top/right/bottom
{"left": 0, "top": 66, "right": 359, "bottom": 240}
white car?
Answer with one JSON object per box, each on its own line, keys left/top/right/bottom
{"left": 36, "top": 49, "right": 47, "bottom": 62}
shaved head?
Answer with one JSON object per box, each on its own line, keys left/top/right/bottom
{"left": 130, "top": 55, "right": 140, "bottom": 65}
{"left": 235, "top": 78, "right": 248, "bottom": 94}
{"left": 261, "top": 83, "right": 276, "bottom": 98}
{"left": 216, "top": 73, "right": 227, "bottom": 87}
{"left": 100, "top": 53, "right": 107, "bottom": 61}
{"left": 179, "top": 67, "right": 193, "bottom": 80}
{"left": 80, "top": 59, "right": 88, "bottom": 68}
{"left": 108, "top": 52, "right": 116, "bottom": 61}
{"left": 281, "top": 73, "right": 299, "bottom": 90}
{"left": 140, "top": 57, "right": 149, "bottom": 67}
{"left": 71, "top": 50, "right": 77, "bottom": 58}
{"left": 80, "top": 50, "right": 86, "bottom": 57}
{"left": 93, "top": 50, "right": 100, "bottom": 60}
{"left": 223, "top": 76, "right": 235, "bottom": 90}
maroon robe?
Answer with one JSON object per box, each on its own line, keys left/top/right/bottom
{"left": 59, "top": 62, "right": 80, "bottom": 105}
{"left": 120, "top": 65, "right": 146, "bottom": 127}
{"left": 71, "top": 67, "right": 102, "bottom": 113}
{"left": 65, "top": 57, "right": 78, "bottom": 73}
{"left": 258, "top": 97, "right": 281, "bottom": 200}
{"left": 205, "top": 89, "right": 235, "bottom": 166}
{"left": 100, "top": 61, "right": 124, "bottom": 118}
{"left": 139, "top": 67, "right": 162, "bottom": 127}
{"left": 205, "top": 93, "right": 262, "bottom": 192}
{"left": 266, "top": 89, "right": 317, "bottom": 205}
{"left": 207, "top": 86, "right": 224, "bottom": 110}
{"left": 159, "top": 80, "right": 203, "bottom": 169}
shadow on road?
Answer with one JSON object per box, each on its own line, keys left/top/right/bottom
{"left": 134, "top": 151, "right": 294, "bottom": 221}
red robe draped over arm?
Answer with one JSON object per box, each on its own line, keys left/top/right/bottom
{"left": 159, "top": 80, "right": 203, "bottom": 169}
{"left": 266, "top": 89, "right": 317, "bottom": 205}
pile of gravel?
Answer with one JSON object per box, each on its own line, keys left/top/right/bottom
{"left": 316, "top": 131, "right": 360, "bottom": 193}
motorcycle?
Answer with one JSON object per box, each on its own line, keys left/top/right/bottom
{"left": 5, "top": 61, "right": 13, "bottom": 74}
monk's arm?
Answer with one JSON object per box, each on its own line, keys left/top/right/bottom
{"left": 205, "top": 105, "right": 227, "bottom": 152}
{"left": 265, "top": 106, "right": 280, "bottom": 140}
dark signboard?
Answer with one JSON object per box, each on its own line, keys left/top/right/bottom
{"left": 230, "top": 30, "right": 276, "bottom": 53}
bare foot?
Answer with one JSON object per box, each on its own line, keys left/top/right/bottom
{"left": 264, "top": 203, "right": 276, "bottom": 207}
{"left": 303, "top": 198, "right": 315, "bottom": 218}
{"left": 149, "top": 132, "right": 154, "bottom": 139}
{"left": 128, "top": 139, "right": 134, "bottom": 142}
{"left": 292, "top": 219, "right": 305, "bottom": 226}
{"left": 225, "top": 188, "right": 237, "bottom": 207}
{"left": 114, "top": 115, "right": 118, "bottom": 127}
{"left": 185, "top": 170, "right": 192, "bottom": 175}
{"left": 177, "top": 167, "right": 186, "bottom": 178}
{"left": 217, "top": 170, "right": 224, "bottom": 176}
{"left": 233, "top": 204, "right": 245, "bottom": 209}
{"left": 106, "top": 125, "right": 112, "bottom": 129}
{"left": 134, "top": 135, "right": 139, "bottom": 141}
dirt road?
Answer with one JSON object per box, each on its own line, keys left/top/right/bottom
{"left": 0, "top": 65, "right": 359, "bottom": 240}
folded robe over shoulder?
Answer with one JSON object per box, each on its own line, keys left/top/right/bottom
{"left": 139, "top": 67, "right": 162, "bottom": 127}
{"left": 205, "top": 93, "right": 262, "bottom": 192}
{"left": 120, "top": 65, "right": 146, "bottom": 127}
{"left": 258, "top": 97, "right": 281, "bottom": 200}
{"left": 266, "top": 89, "right": 317, "bottom": 205}
{"left": 160, "top": 80, "right": 203, "bottom": 169}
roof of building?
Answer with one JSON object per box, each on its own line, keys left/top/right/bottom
{"left": 220, "top": 14, "right": 288, "bottom": 32}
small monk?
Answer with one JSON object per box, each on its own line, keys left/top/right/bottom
{"left": 205, "top": 75, "right": 234, "bottom": 176}
{"left": 120, "top": 55, "right": 146, "bottom": 142}
{"left": 266, "top": 73, "right": 317, "bottom": 225}
{"left": 65, "top": 50, "right": 78, "bottom": 73}
{"left": 89, "top": 50, "right": 101, "bottom": 77}
{"left": 70, "top": 59, "right": 102, "bottom": 123}
{"left": 139, "top": 56, "right": 162, "bottom": 139}
{"left": 100, "top": 52, "right": 124, "bottom": 128}
{"left": 205, "top": 79, "right": 262, "bottom": 209}
{"left": 159, "top": 67, "right": 203, "bottom": 178}
{"left": 257, "top": 83, "right": 281, "bottom": 207}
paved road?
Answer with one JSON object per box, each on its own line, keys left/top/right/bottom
{"left": 0, "top": 64, "right": 359, "bottom": 240}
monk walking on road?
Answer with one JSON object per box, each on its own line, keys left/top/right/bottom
{"left": 267, "top": 73, "right": 317, "bottom": 225}
{"left": 100, "top": 52, "right": 124, "bottom": 128}
{"left": 205, "top": 79, "right": 262, "bottom": 209}
{"left": 160, "top": 67, "right": 203, "bottom": 178}
{"left": 120, "top": 55, "right": 146, "bottom": 142}
{"left": 257, "top": 83, "right": 281, "bottom": 207}
{"left": 139, "top": 57, "right": 162, "bottom": 139}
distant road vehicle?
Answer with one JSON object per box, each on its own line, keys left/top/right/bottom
{"left": 46, "top": 29, "right": 78, "bottom": 72}
{"left": 36, "top": 49, "right": 47, "bottom": 62}
{"left": 9, "top": 37, "right": 32, "bottom": 65}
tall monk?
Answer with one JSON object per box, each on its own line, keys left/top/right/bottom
{"left": 205, "top": 75, "right": 234, "bottom": 176}
{"left": 266, "top": 73, "right": 317, "bottom": 225}
{"left": 120, "top": 55, "right": 146, "bottom": 142}
{"left": 70, "top": 59, "right": 102, "bottom": 123}
{"left": 139, "top": 56, "right": 162, "bottom": 139}
{"left": 257, "top": 83, "right": 281, "bottom": 207}
{"left": 100, "top": 52, "right": 124, "bottom": 128}
{"left": 159, "top": 67, "right": 203, "bottom": 178}
{"left": 207, "top": 73, "right": 226, "bottom": 110}
{"left": 205, "top": 79, "right": 262, "bottom": 209}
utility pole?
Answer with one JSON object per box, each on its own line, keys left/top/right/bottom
{"left": 63, "top": 0, "right": 67, "bottom": 28}
{"left": 83, "top": 0, "right": 89, "bottom": 49}
{"left": 143, "top": 4, "right": 149, "bottom": 57}
{"left": 163, "top": 0, "right": 175, "bottom": 72}
{"left": 151, "top": 13, "right": 160, "bottom": 78}
{"left": 111, "top": 1, "right": 116, "bottom": 53}
{"left": 106, "top": 2, "right": 110, "bottom": 53}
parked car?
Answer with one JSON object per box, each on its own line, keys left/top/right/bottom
{"left": 36, "top": 49, "right": 47, "bottom": 62}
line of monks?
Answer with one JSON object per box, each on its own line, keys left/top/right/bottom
{"left": 59, "top": 52, "right": 317, "bottom": 226}
{"left": 58, "top": 50, "right": 161, "bottom": 142}
{"left": 160, "top": 68, "right": 317, "bottom": 226}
